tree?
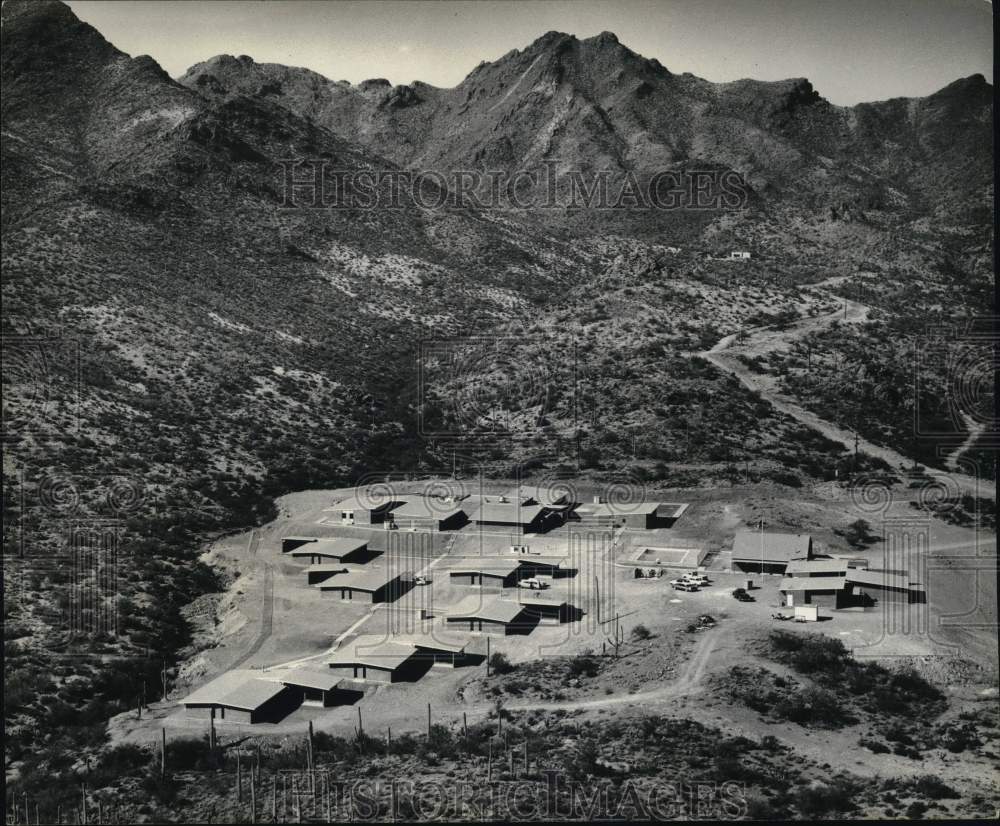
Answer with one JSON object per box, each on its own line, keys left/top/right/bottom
{"left": 844, "top": 518, "right": 874, "bottom": 547}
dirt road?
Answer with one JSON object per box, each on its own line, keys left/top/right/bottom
{"left": 701, "top": 281, "right": 988, "bottom": 498}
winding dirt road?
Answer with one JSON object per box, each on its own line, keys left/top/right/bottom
{"left": 700, "top": 280, "right": 988, "bottom": 498}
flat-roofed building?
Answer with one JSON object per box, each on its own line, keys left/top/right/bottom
{"left": 518, "top": 592, "right": 579, "bottom": 624}
{"left": 444, "top": 596, "right": 535, "bottom": 635}
{"left": 845, "top": 568, "right": 925, "bottom": 604}
{"left": 501, "top": 485, "right": 570, "bottom": 508}
{"left": 448, "top": 555, "right": 566, "bottom": 589}
{"left": 389, "top": 498, "right": 466, "bottom": 531}
{"left": 327, "top": 636, "right": 422, "bottom": 683}
{"left": 448, "top": 558, "right": 522, "bottom": 589}
{"left": 779, "top": 575, "right": 850, "bottom": 608}
{"left": 469, "top": 502, "right": 556, "bottom": 534}
{"left": 281, "top": 536, "right": 370, "bottom": 564}
{"left": 181, "top": 675, "right": 298, "bottom": 724}
{"left": 393, "top": 632, "right": 473, "bottom": 668}
{"left": 785, "top": 558, "right": 849, "bottom": 578}
{"left": 333, "top": 492, "right": 402, "bottom": 526}
{"left": 571, "top": 501, "right": 666, "bottom": 530}
{"left": 320, "top": 568, "right": 412, "bottom": 603}
{"left": 731, "top": 531, "right": 813, "bottom": 574}
{"left": 278, "top": 668, "right": 365, "bottom": 707}
{"left": 305, "top": 563, "right": 352, "bottom": 585}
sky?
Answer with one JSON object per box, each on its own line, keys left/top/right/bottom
{"left": 65, "top": 0, "right": 993, "bottom": 105}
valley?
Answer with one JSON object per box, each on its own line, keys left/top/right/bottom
{"left": 1, "top": 1, "right": 994, "bottom": 823}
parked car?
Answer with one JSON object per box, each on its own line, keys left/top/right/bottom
{"left": 520, "top": 577, "right": 548, "bottom": 590}
{"left": 732, "top": 587, "right": 755, "bottom": 602}
{"left": 670, "top": 580, "right": 699, "bottom": 592}
{"left": 681, "top": 573, "right": 710, "bottom": 586}
{"left": 414, "top": 575, "right": 431, "bottom": 586}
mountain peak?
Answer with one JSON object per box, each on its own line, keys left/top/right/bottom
{"left": 1, "top": 0, "right": 76, "bottom": 25}
{"left": 588, "top": 31, "right": 620, "bottom": 45}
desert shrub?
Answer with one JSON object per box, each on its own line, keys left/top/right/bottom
{"left": 936, "top": 720, "right": 981, "bottom": 753}
{"left": 858, "top": 737, "right": 889, "bottom": 754}
{"left": 772, "top": 686, "right": 847, "bottom": 727}
{"left": 141, "top": 772, "right": 180, "bottom": 804}
{"left": 99, "top": 743, "right": 151, "bottom": 775}
{"left": 760, "top": 735, "right": 782, "bottom": 752}
{"left": 164, "top": 736, "right": 219, "bottom": 771}
{"left": 908, "top": 775, "right": 958, "bottom": 800}
{"left": 631, "top": 624, "right": 652, "bottom": 640}
{"left": 567, "top": 652, "right": 599, "bottom": 679}
{"left": 488, "top": 653, "right": 515, "bottom": 675}
{"left": 794, "top": 778, "right": 861, "bottom": 817}
{"left": 424, "top": 724, "right": 458, "bottom": 758}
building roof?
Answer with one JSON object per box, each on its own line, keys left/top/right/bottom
{"left": 501, "top": 485, "right": 569, "bottom": 506}
{"left": 335, "top": 492, "right": 400, "bottom": 512}
{"left": 785, "top": 558, "right": 849, "bottom": 576}
{"left": 448, "top": 558, "right": 521, "bottom": 577}
{"left": 471, "top": 502, "right": 547, "bottom": 525}
{"left": 445, "top": 596, "right": 525, "bottom": 624}
{"left": 287, "top": 537, "right": 368, "bottom": 557}
{"left": 182, "top": 675, "right": 288, "bottom": 711}
{"left": 218, "top": 679, "right": 290, "bottom": 711}
{"left": 518, "top": 592, "right": 568, "bottom": 607}
{"left": 574, "top": 501, "right": 660, "bottom": 517}
{"left": 779, "top": 576, "right": 848, "bottom": 593}
{"left": 655, "top": 503, "right": 689, "bottom": 519}
{"left": 393, "top": 632, "right": 468, "bottom": 654}
{"left": 390, "top": 498, "right": 465, "bottom": 521}
{"left": 328, "top": 567, "right": 408, "bottom": 592}
{"left": 279, "top": 667, "right": 344, "bottom": 692}
{"left": 181, "top": 671, "right": 274, "bottom": 708}
{"left": 517, "top": 555, "right": 565, "bottom": 568}
{"left": 305, "top": 564, "right": 352, "bottom": 575}
{"left": 845, "top": 569, "right": 913, "bottom": 590}
{"left": 732, "top": 530, "right": 812, "bottom": 563}
{"left": 327, "top": 635, "right": 418, "bottom": 670}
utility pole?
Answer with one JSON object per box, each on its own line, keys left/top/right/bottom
{"left": 759, "top": 517, "right": 765, "bottom": 575}
{"left": 594, "top": 575, "right": 601, "bottom": 623}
